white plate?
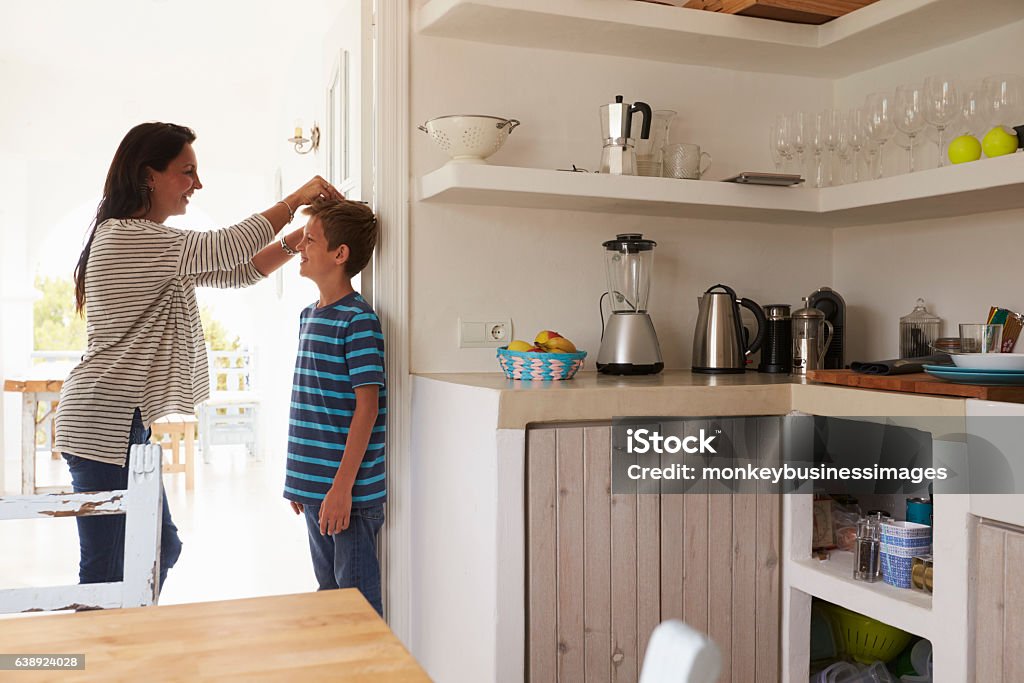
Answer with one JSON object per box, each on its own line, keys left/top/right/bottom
{"left": 949, "top": 352, "right": 1024, "bottom": 371}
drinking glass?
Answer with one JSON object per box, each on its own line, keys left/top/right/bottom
{"left": 847, "top": 108, "right": 868, "bottom": 183}
{"left": 834, "top": 110, "right": 850, "bottom": 185}
{"left": 894, "top": 85, "right": 928, "bottom": 172}
{"left": 923, "top": 75, "right": 960, "bottom": 167}
{"left": 824, "top": 109, "right": 841, "bottom": 185}
{"left": 982, "top": 75, "right": 1024, "bottom": 130}
{"left": 789, "top": 112, "right": 807, "bottom": 176}
{"left": 810, "top": 112, "right": 830, "bottom": 188}
{"left": 865, "top": 92, "right": 896, "bottom": 179}
{"left": 771, "top": 116, "right": 792, "bottom": 172}
{"left": 960, "top": 323, "right": 1003, "bottom": 354}
{"left": 959, "top": 81, "right": 988, "bottom": 138}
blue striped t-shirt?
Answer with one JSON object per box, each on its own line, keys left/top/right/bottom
{"left": 283, "top": 292, "right": 386, "bottom": 507}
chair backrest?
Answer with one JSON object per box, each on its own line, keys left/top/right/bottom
{"left": 208, "top": 348, "right": 254, "bottom": 393}
{"left": 639, "top": 619, "right": 722, "bottom": 683}
{"left": 0, "top": 444, "right": 163, "bottom": 613}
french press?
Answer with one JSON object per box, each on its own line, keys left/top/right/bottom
{"left": 792, "top": 298, "right": 834, "bottom": 376}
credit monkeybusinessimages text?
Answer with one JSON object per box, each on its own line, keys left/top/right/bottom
{"left": 624, "top": 428, "right": 949, "bottom": 485}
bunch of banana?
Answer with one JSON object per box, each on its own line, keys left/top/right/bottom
{"left": 507, "top": 330, "right": 578, "bottom": 354}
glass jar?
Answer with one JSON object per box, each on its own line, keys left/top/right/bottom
{"left": 899, "top": 298, "right": 941, "bottom": 359}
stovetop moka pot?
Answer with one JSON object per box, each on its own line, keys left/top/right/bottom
{"left": 599, "top": 95, "right": 652, "bottom": 175}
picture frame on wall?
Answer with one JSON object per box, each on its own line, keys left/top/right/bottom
{"left": 326, "top": 49, "right": 353, "bottom": 195}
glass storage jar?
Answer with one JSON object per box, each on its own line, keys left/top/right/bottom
{"left": 899, "top": 298, "right": 941, "bottom": 359}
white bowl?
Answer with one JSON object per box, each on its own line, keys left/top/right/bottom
{"left": 418, "top": 115, "right": 520, "bottom": 163}
{"left": 950, "top": 352, "right": 1024, "bottom": 371}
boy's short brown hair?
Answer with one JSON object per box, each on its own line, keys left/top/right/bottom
{"left": 303, "top": 198, "right": 378, "bottom": 276}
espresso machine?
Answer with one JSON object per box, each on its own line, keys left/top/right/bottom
{"left": 597, "top": 234, "right": 664, "bottom": 375}
{"left": 599, "top": 95, "right": 652, "bottom": 175}
{"left": 807, "top": 286, "right": 846, "bottom": 369}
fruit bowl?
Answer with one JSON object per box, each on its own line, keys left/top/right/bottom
{"left": 418, "top": 115, "right": 520, "bottom": 164}
{"left": 496, "top": 347, "right": 587, "bottom": 381}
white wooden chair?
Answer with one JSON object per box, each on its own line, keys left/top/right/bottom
{"left": 0, "top": 444, "right": 163, "bottom": 613}
{"left": 198, "top": 348, "right": 261, "bottom": 462}
{"left": 639, "top": 619, "right": 722, "bottom": 683}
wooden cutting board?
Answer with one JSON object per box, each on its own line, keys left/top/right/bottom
{"left": 807, "top": 369, "right": 1024, "bottom": 402}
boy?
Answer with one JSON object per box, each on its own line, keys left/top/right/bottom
{"left": 284, "top": 198, "right": 386, "bottom": 615}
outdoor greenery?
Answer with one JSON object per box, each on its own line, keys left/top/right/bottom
{"left": 33, "top": 275, "right": 240, "bottom": 352}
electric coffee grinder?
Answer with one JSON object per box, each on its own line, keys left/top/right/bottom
{"left": 597, "top": 234, "right": 664, "bottom": 375}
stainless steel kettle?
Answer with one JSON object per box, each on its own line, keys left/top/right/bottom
{"left": 692, "top": 284, "right": 767, "bottom": 374}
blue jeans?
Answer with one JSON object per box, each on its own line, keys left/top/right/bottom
{"left": 302, "top": 503, "right": 384, "bottom": 616}
{"left": 63, "top": 408, "right": 182, "bottom": 590}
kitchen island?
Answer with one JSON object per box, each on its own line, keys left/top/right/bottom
{"left": 410, "top": 371, "right": 1008, "bottom": 682}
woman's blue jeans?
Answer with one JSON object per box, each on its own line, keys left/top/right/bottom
{"left": 63, "top": 408, "right": 182, "bottom": 590}
{"left": 302, "top": 503, "right": 384, "bottom": 616}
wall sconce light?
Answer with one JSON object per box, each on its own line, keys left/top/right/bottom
{"left": 289, "top": 120, "right": 320, "bottom": 155}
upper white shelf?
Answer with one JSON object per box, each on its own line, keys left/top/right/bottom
{"left": 417, "top": 0, "right": 1022, "bottom": 78}
{"left": 417, "top": 154, "right": 1024, "bottom": 228}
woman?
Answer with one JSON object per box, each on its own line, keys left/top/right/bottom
{"left": 53, "top": 121, "right": 342, "bottom": 591}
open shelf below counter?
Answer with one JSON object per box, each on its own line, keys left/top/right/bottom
{"left": 417, "top": 0, "right": 1022, "bottom": 78}
{"left": 791, "top": 552, "right": 933, "bottom": 639}
{"left": 417, "top": 154, "right": 1024, "bottom": 228}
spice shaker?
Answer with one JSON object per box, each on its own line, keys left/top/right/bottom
{"left": 853, "top": 515, "right": 882, "bottom": 583}
{"left": 899, "top": 298, "right": 941, "bottom": 359}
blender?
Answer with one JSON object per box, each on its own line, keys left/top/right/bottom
{"left": 597, "top": 234, "right": 664, "bottom": 375}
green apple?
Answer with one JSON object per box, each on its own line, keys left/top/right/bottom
{"left": 948, "top": 135, "right": 982, "bottom": 164}
{"left": 982, "top": 126, "right": 1020, "bottom": 158}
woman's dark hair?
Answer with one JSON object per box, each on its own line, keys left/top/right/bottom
{"left": 74, "top": 122, "right": 196, "bottom": 314}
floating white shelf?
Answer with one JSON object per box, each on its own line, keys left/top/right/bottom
{"left": 417, "top": 154, "right": 1024, "bottom": 227}
{"left": 790, "top": 553, "right": 934, "bottom": 639}
{"left": 417, "top": 0, "right": 1022, "bottom": 78}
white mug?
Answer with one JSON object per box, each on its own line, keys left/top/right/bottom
{"left": 663, "top": 143, "right": 713, "bottom": 180}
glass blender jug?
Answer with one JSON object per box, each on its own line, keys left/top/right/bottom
{"left": 597, "top": 234, "right": 664, "bottom": 375}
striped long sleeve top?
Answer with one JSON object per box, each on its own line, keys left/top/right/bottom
{"left": 54, "top": 214, "right": 275, "bottom": 465}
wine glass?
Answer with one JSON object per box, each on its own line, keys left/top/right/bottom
{"left": 810, "top": 112, "right": 830, "bottom": 188}
{"left": 789, "top": 111, "right": 807, "bottom": 176}
{"left": 923, "top": 75, "right": 960, "bottom": 167}
{"left": 960, "top": 81, "right": 988, "bottom": 138}
{"left": 833, "top": 111, "right": 850, "bottom": 185}
{"left": 865, "top": 92, "right": 896, "bottom": 179}
{"left": 824, "top": 109, "right": 842, "bottom": 186}
{"left": 893, "top": 84, "right": 928, "bottom": 172}
{"left": 846, "top": 108, "right": 868, "bottom": 183}
{"left": 771, "top": 117, "right": 792, "bottom": 172}
{"left": 982, "top": 74, "right": 1024, "bottom": 132}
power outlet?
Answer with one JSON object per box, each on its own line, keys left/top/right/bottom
{"left": 459, "top": 317, "right": 513, "bottom": 348}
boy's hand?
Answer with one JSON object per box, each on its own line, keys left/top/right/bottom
{"left": 289, "top": 501, "right": 303, "bottom": 515}
{"left": 319, "top": 484, "right": 353, "bottom": 536}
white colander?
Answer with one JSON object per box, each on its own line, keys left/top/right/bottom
{"left": 418, "top": 115, "right": 520, "bottom": 163}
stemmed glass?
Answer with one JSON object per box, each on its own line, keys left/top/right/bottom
{"left": 810, "top": 112, "right": 830, "bottom": 188}
{"left": 824, "top": 109, "right": 841, "bottom": 186}
{"left": 923, "top": 75, "right": 960, "bottom": 167}
{"left": 846, "top": 108, "right": 868, "bottom": 183}
{"left": 834, "top": 111, "right": 850, "bottom": 185}
{"left": 960, "top": 81, "right": 988, "bottom": 138}
{"left": 982, "top": 74, "right": 1024, "bottom": 132}
{"left": 772, "top": 115, "right": 794, "bottom": 173}
{"left": 865, "top": 92, "right": 896, "bottom": 178}
{"left": 789, "top": 112, "right": 807, "bottom": 177}
{"left": 893, "top": 85, "right": 928, "bottom": 172}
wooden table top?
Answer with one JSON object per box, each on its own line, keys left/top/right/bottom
{"left": 0, "top": 590, "right": 431, "bottom": 682}
{"left": 3, "top": 378, "right": 64, "bottom": 393}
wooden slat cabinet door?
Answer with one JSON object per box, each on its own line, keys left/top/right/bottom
{"left": 974, "top": 520, "right": 1024, "bottom": 682}
{"left": 526, "top": 421, "right": 782, "bottom": 683}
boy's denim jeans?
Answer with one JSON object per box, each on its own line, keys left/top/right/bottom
{"left": 302, "top": 503, "right": 385, "bottom": 616}
{"left": 62, "top": 408, "right": 182, "bottom": 590}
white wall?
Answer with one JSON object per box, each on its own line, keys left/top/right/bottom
{"left": 833, "top": 19, "right": 1024, "bottom": 361}
{"left": 410, "top": 37, "right": 836, "bottom": 373}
